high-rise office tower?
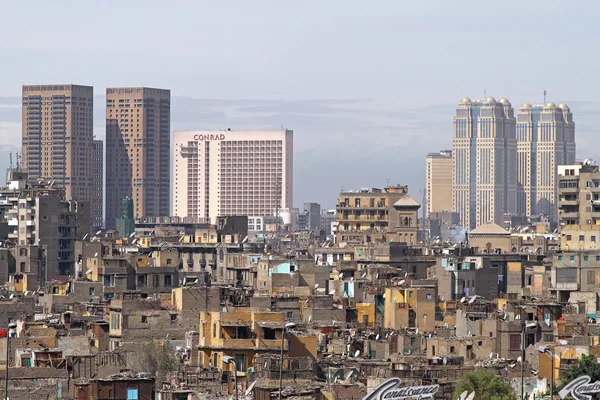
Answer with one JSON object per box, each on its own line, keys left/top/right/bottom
{"left": 21, "top": 84, "right": 102, "bottom": 231}
{"left": 425, "top": 150, "right": 453, "bottom": 217}
{"left": 105, "top": 87, "right": 170, "bottom": 229}
{"left": 452, "top": 97, "right": 517, "bottom": 230}
{"left": 516, "top": 102, "right": 576, "bottom": 221}
{"left": 92, "top": 139, "right": 104, "bottom": 228}
{"left": 172, "top": 130, "right": 293, "bottom": 223}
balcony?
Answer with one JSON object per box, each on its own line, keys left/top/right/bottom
{"left": 221, "top": 338, "right": 255, "bottom": 349}
{"left": 559, "top": 187, "right": 578, "bottom": 193}
{"left": 554, "top": 283, "right": 579, "bottom": 291}
{"left": 560, "top": 212, "right": 579, "bottom": 219}
{"left": 559, "top": 200, "right": 579, "bottom": 206}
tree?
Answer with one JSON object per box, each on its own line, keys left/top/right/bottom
{"left": 453, "top": 370, "right": 516, "bottom": 400}
{"left": 558, "top": 354, "right": 600, "bottom": 392}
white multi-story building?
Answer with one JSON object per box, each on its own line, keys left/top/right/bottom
{"left": 173, "top": 130, "right": 293, "bottom": 223}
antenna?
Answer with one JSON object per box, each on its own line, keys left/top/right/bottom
{"left": 483, "top": 89, "right": 487, "bottom": 99}
{"left": 543, "top": 89, "right": 547, "bottom": 104}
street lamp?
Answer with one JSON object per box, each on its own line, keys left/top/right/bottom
{"left": 279, "top": 322, "right": 296, "bottom": 400}
{"left": 4, "top": 322, "right": 16, "bottom": 400}
{"left": 538, "top": 346, "right": 554, "bottom": 400}
{"left": 222, "top": 356, "right": 238, "bottom": 400}
{"left": 521, "top": 322, "right": 538, "bottom": 400}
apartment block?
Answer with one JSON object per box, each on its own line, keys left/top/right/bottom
{"left": 335, "top": 186, "right": 420, "bottom": 245}
{"left": 105, "top": 87, "right": 171, "bottom": 229}
{"left": 425, "top": 150, "right": 452, "bottom": 217}
{"left": 21, "top": 84, "right": 102, "bottom": 230}
{"left": 172, "top": 130, "right": 293, "bottom": 223}
{"left": 0, "top": 171, "right": 90, "bottom": 279}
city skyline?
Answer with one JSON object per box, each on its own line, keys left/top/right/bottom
{"left": 1, "top": 92, "right": 595, "bottom": 211}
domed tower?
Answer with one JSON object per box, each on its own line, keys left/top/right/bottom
{"left": 452, "top": 96, "right": 516, "bottom": 230}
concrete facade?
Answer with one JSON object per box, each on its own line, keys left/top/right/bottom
{"left": 21, "top": 84, "right": 102, "bottom": 231}
{"left": 172, "top": 130, "right": 293, "bottom": 223}
{"left": 105, "top": 87, "right": 171, "bottom": 229}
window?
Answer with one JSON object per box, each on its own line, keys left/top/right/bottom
{"left": 585, "top": 255, "right": 589, "bottom": 261}
{"left": 588, "top": 271, "right": 595, "bottom": 285}
{"left": 593, "top": 236, "right": 597, "bottom": 243}
{"left": 426, "top": 294, "right": 432, "bottom": 300}
{"left": 166, "top": 258, "right": 172, "bottom": 265}
{"left": 89, "top": 288, "right": 95, "bottom": 296}
{"left": 141, "top": 316, "right": 147, "bottom": 323}
{"left": 570, "top": 255, "right": 575, "bottom": 261}
{"left": 170, "top": 314, "right": 177, "bottom": 321}
{"left": 234, "top": 354, "right": 246, "bottom": 372}
{"left": 558, "top": 255, "right": 563, "bottom": 261}
{"left": 19, "top": 248, "right": 27, "bottom": 257}
{"left": 478, "top": 341, "right": 483, "bottom": 346}
{"left": 153, "top": 275, "right": 159, "bottom": 287}
{"left": 450, "top": 346, "right": 455, "bottom": 354}
{"left": 127, "top": 388, "right": 138, "bottom": 400}
{"left": 409, "top": 292, "right": 413, "bottom": 298}
{"left": 111, "top": 313, "right": 120, "bottom": 330}
{"left": 164, "top": 275, "right": 172, "bottom": 287}
{"left": 213, "top": 323, "right": 217, "bottom": 338}
{"left": 509, "top": 334, "right": 521, "bottom": 351}
{"left": 580, "top": 235, "right": 585, "bottom": 242}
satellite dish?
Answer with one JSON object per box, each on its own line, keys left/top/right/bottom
{"left": 345, "top": 370, "right": 355, "bottom": 380}
{"left": 383, "top": 293, "right": 386, "bottom": 299}
{"left": 415, "top": 328, "right": 419, "bottom": 334}
{"left": 339, "top": 272, "right": 344, "bottom": 279}
{"left": 468, "top": 296, "right": 477, "bottom": 304}
{"left": 304, "top": 299, "right": 309, "bottom": 304}
{"left": 399, "top": 279, "right": 405, "bottom": 285}
{"left": 466, "top": 392, "right": 476, "bottom": 400}
{"left": 361, "top": 272, "right": 367, "bottom": 278}
{"left": 308, "top": 315, "right": 313, "bottom": 322}
{"left": 489, "top": 352, "right": 494, "bottom": 359}
{"left": 443, "top": 357, "right": 447, "bottom": 365}
{"left": 329, "top": 290, "right": 335, "bottom": 295}
{"left": 375, "top": 334, "right": 380, "bottom": 340}
{"left": 94, "top": 253, "right": 98, "bottom": 257}
{"left": 460, "top": 297, "right": 466, "bottom": 303}
{"left": 86, "top": 269, "right": 93, "bottom": 275}
{"left": 129, "top": 232, "right": 135, "bottom": 237}
{"left": 354, "top": 350, "right": 360, "bottom": 357}
{"left": 517, "top": 356, "right": 522, "bottom": 363}
{"left": 314, "top": 283, "right": 319, "bottom": 288}
{"left": 9, "top": 294, "right": 14, "bottom": 300}
{"left": 96, "top": 230, "right": 102, "bottom": 235}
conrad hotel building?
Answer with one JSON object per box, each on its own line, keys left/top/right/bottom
{"left": 172, "top": 130, "right": 293, "bottom": 222}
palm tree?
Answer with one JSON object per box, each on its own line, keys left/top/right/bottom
{"left": 453, "top": 370, "right": 516, "bottom": 400}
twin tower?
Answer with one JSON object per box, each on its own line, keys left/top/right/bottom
{"left": 452, "top": 97, "right": 575, "bottom": 230}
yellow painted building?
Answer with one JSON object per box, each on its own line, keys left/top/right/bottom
{"left": 198, "top": 309, "right": 289, "bottom": 375}
{"left": 384, "top": 287, "right": 436, "bottom": 332}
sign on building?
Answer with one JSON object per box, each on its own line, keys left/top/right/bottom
{"left": 362, "top": 378, "right": 440, "bottom": 400}
{"left": 559, "top": 375, "right": 600, "bottom": 400}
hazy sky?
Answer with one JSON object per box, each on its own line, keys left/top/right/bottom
{"left": 1, "top": 1, "right": 599, "bottom": 208}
